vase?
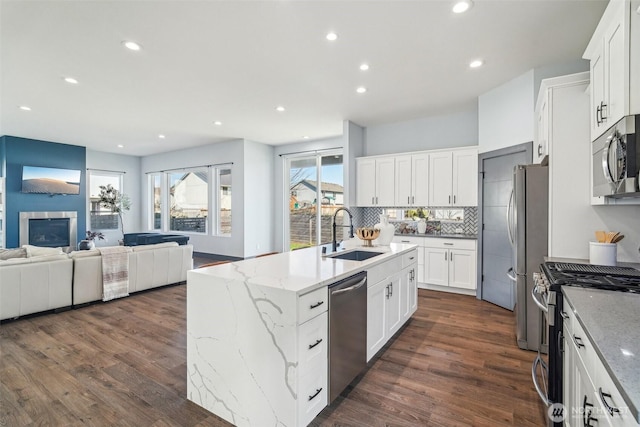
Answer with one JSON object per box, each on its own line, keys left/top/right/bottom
{"left": 417, "top": 218, "right": 427, "bottom": 234}
{"left": 373, "top": 214, "right": 395, "bottom": 246}
{"left": 78, "top": 240, "right": 95, "bottom": 250}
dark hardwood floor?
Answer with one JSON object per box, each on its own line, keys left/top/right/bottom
{"left": 0, "top": 285, "right": 547, "bottom": 426}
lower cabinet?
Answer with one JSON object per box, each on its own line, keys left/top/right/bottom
{"left": 366, "top": 249, "right": 418, "bottom": 362}
{"left": 562, "top": 300, "right": 637, "bottom": 427}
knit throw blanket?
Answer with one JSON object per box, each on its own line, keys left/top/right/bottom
{"left": 99, "top": 246, "right": 131, "bottom": 302}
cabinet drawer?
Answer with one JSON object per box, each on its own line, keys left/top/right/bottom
{"left": 402, "top": 249, "right": 418, "bottom": 268}
{"left": 423, "top": 238, "right": 476, "bottom": 251}
{"left": 298, "top": 287, "right": 328, "bottom": 324}
{"left": 594, "top": 356, "right": 636, "bottom": 426}
{"left": 367, "top": 258, "right": 401, "bottom": 286}
{"left": 392, "top": 236, "right": 422, "bottom": 246}
{"left": 298, "top": 312, "right": 328, "bottom": 372}
{"left": 298, "top": 365, "right": 328, "bottom": 427}
{"left": 571, "top": 317, "right": 596, "bottom": 374}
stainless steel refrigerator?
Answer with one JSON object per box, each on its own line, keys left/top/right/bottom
{"left": 507, "top": 164, "right": 548, "bottom": 352}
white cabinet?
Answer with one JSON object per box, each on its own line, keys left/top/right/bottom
{"left": 356, "top": 156, "right": 395, "bottom": 207}
{"left": 366, "top": 272, "right": 401, "bottom": 361}
{"left": 395, "top": 153, "right": 429, "bottom": 206}
{"left": 423, "top": 238, "right": 477, "bottom": 291}
{"left": 400, "top": 251, "right": 418, "bottom": 322}
{"left": 584, "top": 0, "right": 640, "bottom": 141}
{"left": 428, "top": 148, "right": 478, "bottom": 207}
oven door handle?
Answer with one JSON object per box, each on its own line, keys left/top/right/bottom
{"left": 531, "top": 286, "right": 548, "bottom": 313}
{"left": 531, "top": 354, "right": 551, "bottom": 406}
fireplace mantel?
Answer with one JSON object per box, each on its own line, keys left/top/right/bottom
{"left": 19, "top": 211, "right": 78, "bottom": 252}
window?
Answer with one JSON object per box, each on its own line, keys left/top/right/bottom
{"left": 217, "top": 168, "right": 232, "bottom": 235}
{"left": 147, "top": 165, "right": 232, "bottom": 236}
{"left": 88, "top": 171, "right": 123, "bottom": 230}
{"left": 285, "top": 151, "right": 343, "bottom": 251}
{"left": 149, "top": 173, "right": 162, "bottom": 230}
{"left": 169, "top": 169, "right": 208, "bottom": 234}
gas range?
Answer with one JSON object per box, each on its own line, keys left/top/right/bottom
{"left": 540, "top": 261, "right": 640, "bottom": 293}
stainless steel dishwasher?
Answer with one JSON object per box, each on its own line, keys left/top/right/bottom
{"left": 328, "top": 271, "right": 367, "bottom": 403}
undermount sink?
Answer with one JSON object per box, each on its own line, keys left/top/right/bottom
{"left": 327, "top": 250, "right": 384, "bottom": 261}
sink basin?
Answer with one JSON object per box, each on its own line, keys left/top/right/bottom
{"left": 328, "top": 250, "right": 384, "bottom": 261}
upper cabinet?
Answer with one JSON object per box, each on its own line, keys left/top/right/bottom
{"left": 429, "top": 148, "right": 478, "bottom": 207}
{"left": 356, "top": 147, "right": 477, "bottom": 208}
{"left": 583, "top": 0, "right": 640, "bottom": 141}
{"left": 394, "top": 153, "right": 429, "bottom": 207}
{"left": 356, "top": 156, "right": 395, "bottom": 207}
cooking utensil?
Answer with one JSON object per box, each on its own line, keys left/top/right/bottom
{"left": 595, "top": 230, "right": 606, "bottom": 243}
{"left": 612, "top": 234, "right": 625, "bottom": 243}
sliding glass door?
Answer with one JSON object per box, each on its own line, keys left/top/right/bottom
{"left": 286, "top": 151, "right": 344, "bottom": 251}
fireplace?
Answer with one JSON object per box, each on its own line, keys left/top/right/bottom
{"left": 19, "top": 211, "right": 77, "bottom": 252}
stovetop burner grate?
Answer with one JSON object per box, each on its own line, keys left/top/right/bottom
{"left": 554, "top": 263, "right": 640, "bottom": 278}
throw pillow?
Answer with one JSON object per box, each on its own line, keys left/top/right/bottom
{"left": 0, "top": 247, "right": 28, "bottom": 260}
{"left": 22, "top": 245, "right": 64, "bottom": 258}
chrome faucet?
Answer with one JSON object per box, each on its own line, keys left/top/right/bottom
{"left": 332, "top": 207, "right": 355, "bottom": 252}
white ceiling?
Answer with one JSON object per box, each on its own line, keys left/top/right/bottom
{"left": 1, "top": 0, "right": 607, "bottom": 157}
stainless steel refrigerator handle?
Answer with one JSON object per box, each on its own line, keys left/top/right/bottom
{"left": 331, "top": 277, "right": 367, "bottom": 295}
{"left": 531, "top": 287, "right": 548, "bottom": 313}
{"left": 531, "top": 354, "right": 551, "bottom": 406}
{"left": 506, "top": 267, "right": 517, "bottom": 282}
{"left": 506, "top": 190, "right": 514, "bottom": 245}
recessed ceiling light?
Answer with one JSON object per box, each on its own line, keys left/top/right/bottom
{"left": 276, "top": 106, "right": 285, "bottom": 112}
{"left": 356, "top": 87, "right": 367, "bottom": 94}
{"left": 326, "top": 32, "right": 338, "bottom": 41}
{"left": 19, "top": 105, "right": 31, "bottom": 111}
{"left": 469, "top": 59, "right": 483, "bottom": 68}
{"left": 122, "top": 41, "right": 142, "bottom": 51}
{"left": 158, "top": 134, "right": 166, "bottom": 139}
{"left": 64, "top": 77, "right": 78, "bottom": 84}
{"left": 213, "top": 121, "right": 222, "bottom": 126}
{"left": 303, "top": 136, "right": 310, "bottom": 139}
{"left": 452, "top": 0, "right": 473, "bottom": 14}
{"left": 360, "top": 63, "right": 370, "bottom": 71}
{"left": 117, "top": 144, "right": 124, "bottom": 148}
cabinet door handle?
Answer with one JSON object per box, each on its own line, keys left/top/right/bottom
{"left": 600, "top": 101, "right": 607, "bottom": 121}
{"left": 453, "top": 195, "right": 456, "bottom": 204}
{"left": 596, "top": 105, "right": 602, "bottom": 125}
{"left": 537, "top": 143, "right": 543, "bottom": 157}
{"left": 448, "top": 195, "right": 451, "bottom": 204}
{"left": 310, "top": 301, "right": 324, "bottom": 309}
{"left": 372, "top": 196, "right": 375, "bottom": 205}
{"left": 583, "top": 395, "right": 596, "bottom": 426}
{"left": 385, "top": 284, "right": 390, "bottom": 299}
{"left": 598, "top": 388, "right": 620, "bottom": 416}
{"left": 412, "top": 196, "right": 415, "bottom": 204}
{"left": 308, "top": 338, "right": 323, "bottom": 350}
{"left": 389, "top": 283, "right": 393, "bottom": 297}
{"left": 573, "top": 334, "right": 585, "bottom": 349}
{"left": 560, "top": 311, "right": 569, "bottom": 319}
{"left": 445, "top": 252, "right": 447, "bottom": 261}
{"left": 308, "top": 387, "right": 323, "bottom": 401}
{"left": 408, "top": 196, "right": 410, "bottom": 204}
{"left": 376, "top": 196, "right": 378, "bottom": 204}
{"left": 409, "top": 256, "right": 415, "bottom": 260}
{"left": 401, "top": 240, "right": 410, "bottom": 243}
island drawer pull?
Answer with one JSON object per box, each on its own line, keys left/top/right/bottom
{"left": 573, "top": 335, "right": 585, "bottom": 349}
{"left": 310, "top": 301, "right": 324, "bottom": 309}
{"left": 308, "top": 338, "right": 323, "bottom": 350}
{"left": 308, "top": 387, "right": 323, "bottom": 401}
{"left": 560, "top": 311, "right": 569, "bottom": 319}
{"left": 598, "top": 388, "right": 620, "bottom": 416}
{"left": 409, "top": 256, "right": 415, "bottom": 260}
{"left": 444, "top": 243, "right": 454, "bottom": 246}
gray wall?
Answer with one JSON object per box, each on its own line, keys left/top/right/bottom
{"left": 364, "top": 107, "right": 479, "bottom": 156}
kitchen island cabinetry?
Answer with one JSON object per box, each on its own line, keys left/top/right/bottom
{"left": 187, "top": 242, "right": 417, "bottom": 427}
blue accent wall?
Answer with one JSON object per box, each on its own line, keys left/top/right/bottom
{"left": 2, "top": 136, "right": 86, "bottom": 248}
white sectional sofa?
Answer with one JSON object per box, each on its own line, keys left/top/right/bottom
{"left": 0, "top": 254, "right": 74, "bottom": 320}
{"left": 0, "top": 242, "right": 193, "bottom": 320}
{"left": 71, "top": 242, "right": 193, "bottom": 305}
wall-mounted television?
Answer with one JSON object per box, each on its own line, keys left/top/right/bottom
{"left": 21, "top": 165, "right": 81, "bottom": 195}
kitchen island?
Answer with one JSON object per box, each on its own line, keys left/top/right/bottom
{"left": 186, "top": 241, "right": 417, "bottom": 427}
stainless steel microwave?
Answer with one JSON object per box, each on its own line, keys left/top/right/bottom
{"left": 592, "top": 114, "right": 640, "bottom": 198}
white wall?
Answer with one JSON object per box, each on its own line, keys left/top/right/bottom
{"left": 86, "top": 149, "right": 141, "bottom": 244}
{"left": 243, "top": 140, "right": 274, "bottom": 258}
{"left": 141, "top": 139, "right": 245, "bottom": 257}
{"left": 478, "top": 70, "right": 534, "bottom": 156}
{"left": 364, "top": 108, "right": 478, "bottom": 156}
{"left": 344, "top": 121, "right": 364, "bottom": 207}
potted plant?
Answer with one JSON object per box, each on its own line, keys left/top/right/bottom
{"left": 97, "top": 184, "right": 131, "bottom": 236}
{"left": 78, "top": 230, "right": 105, "bottom": 250}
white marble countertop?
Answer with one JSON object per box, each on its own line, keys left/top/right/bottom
{"left": 563, "top": 287, "right": 640, "bottom": 423}
{"left": 394, "top": 233, "right": 477, "bottom": 240}
{"left": 190, "top": 240, "right": 417, "bottom": 295}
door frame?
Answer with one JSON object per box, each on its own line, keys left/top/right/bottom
{"left": 476, "top": 142, "right": 532, "bottom": 300}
